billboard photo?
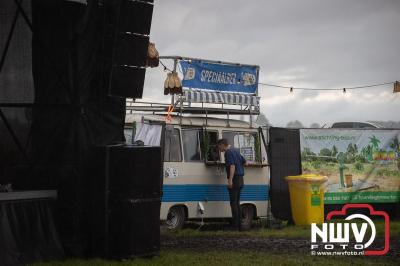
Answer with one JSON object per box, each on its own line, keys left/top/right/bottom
{"left": 300, "top": 129, "right": 400, "bottom": 204}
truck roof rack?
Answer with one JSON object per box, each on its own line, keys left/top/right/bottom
{"left": 126, "top": 56, "right": 261, "bottom": 126}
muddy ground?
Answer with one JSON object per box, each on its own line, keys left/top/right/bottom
{"left": 161, "top": 223, "right": 400, "bottom": 260}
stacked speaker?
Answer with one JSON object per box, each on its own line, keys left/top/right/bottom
{"left": 91, "top": 1, "right": 160, "bottom": 258}
{"left": 106, "top": 0, "right": 154, "bottom": 98}
{"left": 30, "top": 0, "right": 158, "bottom": 257}
{"left": 88, "top": 145, "right": 162, "bottom": 258}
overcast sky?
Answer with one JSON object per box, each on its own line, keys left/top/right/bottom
{"left": 142, "top": 0, "right": 400, "bottom": 127}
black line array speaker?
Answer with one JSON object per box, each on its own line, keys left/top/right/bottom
{"left": 88, "top": 144, "right": 162, "bottom": 258}
{"left": 106, "top": 0, "right": 154, "bottom": 98}
{"left": 117, "top": 0, "right": 154, "bottom": 34}
{"left": 114, "top": 34, "right": 149, "bottom": 66}
{"left": 110, "top": 66, "right": 146, "bottom": 98}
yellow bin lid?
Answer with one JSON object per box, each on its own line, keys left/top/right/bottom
{"left": 285, "top": 174, "right": 328, "bottom": 183}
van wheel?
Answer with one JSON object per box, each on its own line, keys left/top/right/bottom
{"left": 241, "top": 205, "right": 254, "bottom": 231}
{"left": 165, "top": 206, "right": 185, "bottom": 230}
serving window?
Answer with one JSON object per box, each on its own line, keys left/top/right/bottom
{"left": 181, "top": 128, "right": 219, "bottom": 162}
{"left": 222, "top": 131, "right": 262, "bottom": 163}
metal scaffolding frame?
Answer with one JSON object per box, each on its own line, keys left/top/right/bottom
{"left": 0, "top": 0, "right": 34, "bottom": 165}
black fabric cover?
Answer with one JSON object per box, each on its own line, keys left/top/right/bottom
{"left": 29, "top": 0, "right": 126, "bottom": 255}
{"left": 0, "top": 0, "right": 34, "bottom": 185}
{"left": 1, "top": 0, "right": 154, "bottom": 258}
{"left": 0, "top": 198, "right": 64, "bottom": 266}
{"left": 31, "top": 0, "right": 126, "bottom": 168}
{"left": 268, "top": 127, "right": 302, "bottom": 221}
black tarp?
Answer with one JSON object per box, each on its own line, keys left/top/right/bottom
{"left": 268, "top": 127, "right": 302, "bottom": 221}
{"left": 30, "top": 0, "right": 126, "bottom": 184}
{"left": 30, "top": 0, "right": 126, "bottom": 255}
{"left": 0, "top": 0, "right": 34, "bottom": 185}
{"left": 0, "top": 197, "right": 64, "bottom": 266}
{"left": 1, "top": 0, "right": 127, "bottom": 256}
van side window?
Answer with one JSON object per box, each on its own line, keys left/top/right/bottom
{"left": 222, "top": 131, "right": 261, "bottom": 163}
{"left": 164, "top": 128, "right": 182, "bottom": 162}
{"left": 202, "top": 131, "right": 219, "bottom": 162}
{"left": 182, "top": 129, "right": 220, "bottom": 162}
{"left": 182, "top": 129, "right": 202, "bottom": 161}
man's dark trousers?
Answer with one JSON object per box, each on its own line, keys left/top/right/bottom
{"left": 228, "top": 175, "right": 244, "bottom": 231}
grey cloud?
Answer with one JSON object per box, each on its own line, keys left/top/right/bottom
{"left": 143, "top": 0, "right": 400, "bottom": 126}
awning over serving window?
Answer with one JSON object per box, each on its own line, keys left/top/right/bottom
{"left": 183, "top": 90, "right": 260, "bottom": 106}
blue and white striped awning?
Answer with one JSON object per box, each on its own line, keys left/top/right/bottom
{"left": 183, "top": 90, "right": 260, "bottom": 106}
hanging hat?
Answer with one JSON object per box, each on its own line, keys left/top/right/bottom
{"left": 394, "top": 81, "right": 400, "bottom": 93}
{"left": 164, "top": 72, "right": 182, "bottom": 95}
{"left": 146, "top": 42, "right": 159, "bottom": 68}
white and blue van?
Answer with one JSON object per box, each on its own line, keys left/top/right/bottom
{"left": 125, "top": 113, "right": 269, "bottom": 230}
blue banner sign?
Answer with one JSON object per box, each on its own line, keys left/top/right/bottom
{"left": 180, "top": 60, "right": 258, "bottom": 94}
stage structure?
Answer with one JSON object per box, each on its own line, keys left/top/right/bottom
{"left": 0, "top": 0, "right": 159, "bottom": 261}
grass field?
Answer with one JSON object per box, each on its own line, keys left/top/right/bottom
{"left": 163, "top": 220, "right": 399, "bottom": 239}
{"left": 32, "top": 249, "right": 397, "bottom": 266}
{"left": 32, "top": 221, "right": 399, "bottom": 266}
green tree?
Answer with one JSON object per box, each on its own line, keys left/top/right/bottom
{"left": 389, "top": 137, "right": 400, "bottom": 170}
{"left": 319, "top": 148, "right": 332, "bottom": 157}
{"left": 346, "top": 143, "right": 358, "bottom": 155}
{"left": 390, "top": 137, "right": 399, "bottom": 153}
{"left": 361, "top": 145, "right": 373, "bottom": 161}
{"left": 368, "top": 135, "right": 381, "bottom": 151}
{"left": 256, "top": 113, "right": 271, "bottom": 127}
{"left": 301, "top": 148, "right": 316, "bottom": 161}
{"left": 319, "top": 148, "right": 333, "bottom": 162}
{"left": 286, "top": 120, "right": 304, "bottom": 128}
{"left": 332, "top": 145, "right": 338, "bottom": 157}
{"left": 346, "top": 143, "right": 358, "bottom": 163}
{"left": 310, "top": 123, "right": 320, "bottom": 128}
{"left": 353, "top": 143, "right": 358, "bottom": 154}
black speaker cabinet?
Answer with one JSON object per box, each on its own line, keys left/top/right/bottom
{"left": 88, "top": 144, "right": 163, "bottom": 258}
{"left": 106, "top": 0, "right": 154, "bottom": 98}
{"left": 92, "top": 198, "right": 161, "bottom": 259}
{"left": 117, "top": 0, "right": 154, "bottom": 35}
{"left": 108, "top": 198, "right": 160, "bottom": 258}
{"left": 109, "top": 66, "right": 146, "bottom": 98}
{"left": 90, "top": 144, "right": 162, "bottom": 200}
{"left": 114, "top": 33, "right": 149, "bottom": 66}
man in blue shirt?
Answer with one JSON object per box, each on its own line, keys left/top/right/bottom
{"left": 217, "top": 138, "right": 247, "bottom": 231}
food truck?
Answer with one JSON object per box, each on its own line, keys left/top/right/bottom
{"left": 124, "top": 56, "right": 269, "bottom": 229}
{"left": 125, "top": 113, "right": 269, "bottom": 229}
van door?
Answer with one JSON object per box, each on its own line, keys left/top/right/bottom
{"left": 175, "top": 128, "right": 231, "bottom": 218}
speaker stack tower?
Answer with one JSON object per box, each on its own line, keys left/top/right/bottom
{"left": 93, "top": 0, "right": 161, "bottom": 258}
{"left": 106, "top": 0, "right": 154, "bottom": 98}
{"left": 30, "top": 0, "right": 159, "bottom": 258}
